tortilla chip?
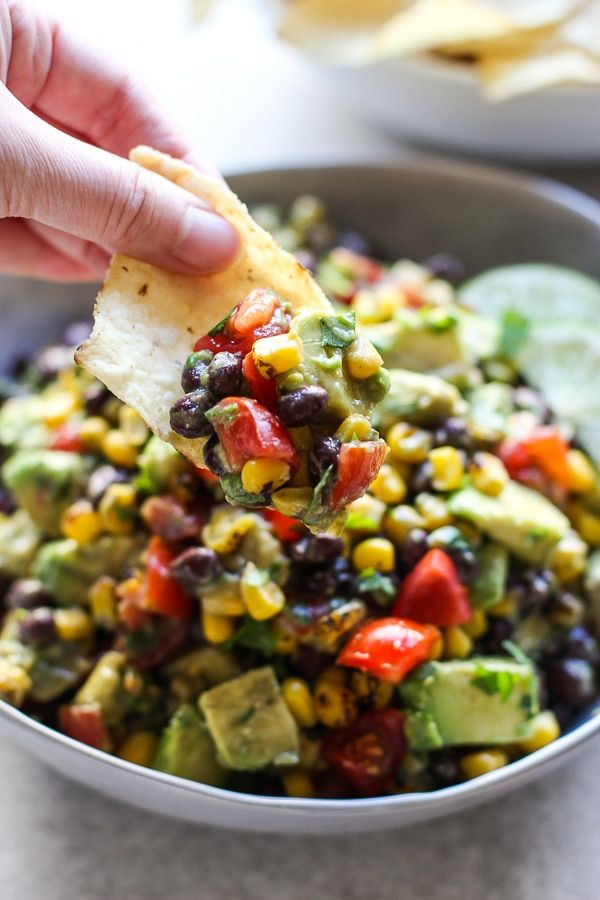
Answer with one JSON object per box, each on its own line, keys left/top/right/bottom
{"left": 480, "top": 42, "right": 600, "bottom": 101}
{"left": 76, "top": 146, "right": 332, "bottom": 467}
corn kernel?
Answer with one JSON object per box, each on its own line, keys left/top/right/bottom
{"left": 314, "top": 680, "right": 358, "bottom": 728}
{"left": 487, "top": 594, "right": 517, "bottom": 619}
{"left": 313, "top": 601, "right": 366, "bottom": 651}
{"left": 519, "top": 711, "right": 561, "bottom": 754}
{"left": 443, "top": 625, "right": 473, "bottom": 659}
{"left": 202, "top": 578, "right": 246, "bottom": 617}
{"left": 346, "top": 494, "right": 387, "bottom": 531}
{"left": 282, "top": 678, "right": 317, "bottom": 728}
{"left": 335, "top": 414, "right": 374, "bottom": 443}
{"left": 117, "top": 731, "right": 158, "bottom": 767}
{"left": 349, "top": 670, "right": 394, "bottom": 709}
{"left": 272, "top": 618, "right": 298, "bottom": 655}
{"left": 576, "top": 509, "right": 600, "bottom": 546}
{"left": 202, "top": 507, "right": 257, "bottom": 554}
{"left": 463, "top": 607, "right": 487, "bottom": 639}
{"left": 387, "top": 423, "right": 432, "bottom": 463}
{"left": 202, "top": 612, "right": 235, "bottom": 644}
{"left": 102, "top": 430, "right": 138, "bottom": 468}
{"left": 352, "top": 537, "right": 396, "bottom": 573}
{"left": 460, "top": 749, "right": 508, "bottom": 780}
{"left": 98, "top": 483, "right": 137, "bottom": 535}
{"left": 241, "top": 458, "right": 291, "bottom": 494}
{"left": 567, "top": 449, "right": 597, "bottom": 494}
{"left": 548, "top": 531, "right": 588, "bottom": 584}
{"left": 346, "top": 336, "right": 383, "bottom": 379}
{"left": 415, "top": 493, "right": 453, "bottom": 530}
{"left": 42, "top": 391, "right": 79, "bottom": 428}
{"left": 60, "top": 500, "right": 104, "bottom": 544}
{"left": 80, "top": 416, "right": 109, "bottom": 451}
{"left": 353, "top": 287, "right": 400, "bottom": 324}
{"left": 54, "top": 607, "right": 94, "bottom": 642}
{"left": 317, "top": 666, "right": 347, "bottom": 688}
{"left": 253, "top": 332, "right": 303, "bottom": 377}
{"left": 369, "top": 464, "right": 407, "bottom": 505}
{"left": 428, "top": 446, "right": 464, "bottom": 492}
{"left": 282, "top": 771, "right": 315, "bottom": 799}
{"left": 0, "top": 658, "right": 32, "bottom": 706}
{"left": 297, "top": 733, "right": 321, "bottom": 771}
{"left": 272, "top": 487, "right": 313, "bottom": 518}
{"left": 118, "top": 406, "right": 149, "bottom": 446}
{"left": 469, "top": 452, "right": 509, "bottom": 497}
{"left": 240, "top": 562, "right": 285, "bottom": 620}
{"left": 384, "top": 505, "right": 426, "bottom": 544}
{"left": 88, "top": 576, "right": 118, "bottom": 629}
{"left": 428, "top": 635, "right": 444, "bottom": 661}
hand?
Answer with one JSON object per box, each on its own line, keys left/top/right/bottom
{"left": 0, "top": 1, "right": 240, "bottom": 281}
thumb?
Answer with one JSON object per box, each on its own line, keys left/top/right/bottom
{"left": 4, "top": 97, "right": 241, "bottom": 275}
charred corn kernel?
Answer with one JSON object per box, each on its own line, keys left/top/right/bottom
{"left": 88, "top": 576, "right": 118, "bottom": 629}
{"left": 282, "top": 678, "right": 317, "bottom": 728}
{"left": 60, "top": 500, "right": 104, "bottom": 544}
{"left": 272, "top": 619, "right": 298, "bottom": 655}
{"left": 469, "top": 452, "right": 509, "bottom": 497}
{"left": 463, "top": 608, "right": 487, "bottom": 639}
{"left": 577, "top": 509, "right": 600, "bottom": 546}
{"left": 346, "top": 336, "right": 383, "bottom": 379}
{"left": 202, "top": 507, "right": 257, "bottom": 554}
{"left": 443, "top": 625, "right": 472, "bottom": 660}
{"left": 369, "top": 464, "right": 407, "bottom": 505}
{"left": 384, "top": 505, "right": 426, "bottom": 544}
{"left": 202, "top": 612, "right": 235, "bottom": 645}
{"left": 272, "top": 487, "right": 312, "bottom": 518}
{"left": 519, "top": 711, "right": 561, "bottom": 753}
{"left": 314, "top": 680, "right": 359, "bottom": 728}
{"left": 79, "top": 416, "right": 109, "bottom": 451}
{"left": 317, "top": 666, "right": 347, "bottom": 688}
{"left": 346, "top": 494, "right": 387, "bottom": 531}
{"left": 202, "top": 578, "right": 246, "bottom": 617}
{"left": 349, "top": 670, "right": 394, "bottom": 709}
{"left": 240, "top": 562, "right": 285, "bottom": 620}
{"left": 170, "top": 675, "right": 194, "bottom": 702}
{"left": 117, "top": 731, "right": 158, "bottom": 767}
{"left": 252, "top": 332, "right": 302, "bottom": 377}
{"left": 415, "top": 493, "right": 453, "bottom": 530}
{"left": 241, "top": 458, "right": 291, "bottom": 494}
{"left": 335, "top": 414, "right": 373, "bottom": 443}
{"left": 282, "top": 771, "right": 315, "bottom": 799}
{"left": 288, "top": 426, "right": 312, "bottom": 450}
{"left": 487, "top": 594, "right": 517, "bottom": 619}
{"left": 118, "top": 406, "right": 149, "bottom": 446}
{"left": 548, "top": 531, "right": 588, "bottom": 584}
{"left": 460, "top": 749, "right": 509, "bottom": 780}
{"left": 98, "top": 483, "right": 137, "bottom": 535}
{"left": 0, "top": 658, "right": 31, "bottom": 706}
{"left": 313, "top": 601, "right": 366, "bottom": 651}
{"left": 42, "top": 391, "right": 79, "bottom": 427}
{"left": 428, "top": 446, "right": 464, "bottom": 492}
{"left": 387, "top": 423, "right": 432, "bottom": 463}
{"left": 101, "top": 430, "right": 138, "bottom": 468}
{"left": 123, "top": 669, "right": 144, "bottom": 696}
{"left": 428, "top": 634, "right": 444, "bottom": 661}
{"left": 566, "top": 449, "right": 596, "bottom": 494}
{"left": 352, "top": 537, "right": 395, "bottom": 572}
{"left": 353, "top": 287, "right": 399, "bottom": 324}
{"left": 54, "top": 607, "right": 93, "bottom": 642}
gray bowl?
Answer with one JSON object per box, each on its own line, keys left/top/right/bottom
{"left": 1, "top": 158, "right": 599, "bottom": 833}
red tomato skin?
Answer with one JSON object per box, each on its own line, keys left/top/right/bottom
{"left": 322, "top": 708, "right": 406, "bottom": 795}
{"left": 193, "top": 465, "right": 219, "bottom": 485}
{"left": 143, "top": 536, "right": 194, "bottom": 620}
{"left": 59, "top": 704, "right": 111, "bottom": 751}
{"left": 330, "top": 441, "right": 388, "bottom": 510}
{"left": 498, "top": 427, "right": 570, "bottom": 490}
{"left": 209, "top": 397, "right": 298, "bottom": 473}
{"left": 49, "top": 423, "right": 83, "bottom": 453}
{"left": 242, "top": 352, "right": 278, "bottom": 410}
{"left": 263, "top": 508, "right": 303, "bottom": 543}
{"left": 337, "top": 617, "right": 440, "bottom": 683}
{"left": 393, "top": 549, "right": 472, "bottom": 628}
{"left": 194, "top": 290, "right": 290, "bottom": 357}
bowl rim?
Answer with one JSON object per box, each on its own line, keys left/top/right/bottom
{"left": 2, "top": 157, "right": 600, "bottom": 814}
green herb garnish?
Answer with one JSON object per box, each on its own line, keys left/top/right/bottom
{"left": 208, "top": 312, "right": 232, "bottom": 336}
{"left": 226, "top": 617, "right": 277, "bottom": 657}
{"left": 499, "top": 309, "right": 530, "bottom": 358}
{"left": 471, "top": 661, "right": 521, "bottom": 702}
{"left": 357, "top": 568, "right": 395, "bottom": 607}
{"left": 320, "top": 312, "right": 356, "bottom": 349}
{"left": 345, "top": 511, "right": 378, "bottom": 531}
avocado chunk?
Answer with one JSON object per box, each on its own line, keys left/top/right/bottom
{"left": 3, "top": 449, "right": 86, "bottom": 535}
{"left": 153, "top": 704, "right": 227, "bottom": 786}
{"left": 373, "top": 368, "right": 467, "bottom": 431}
{"left": 74, "top": 650, "right": 127, "bottom": 725}
{"left": 0, "top": 509, "right": 40, "bottom": 577}
{"left": 199, "top": 666, "right": 299, "bottom": 771}
{"left": 34, "top": 535, "right": 143, "bottom": 605}
{"left": 470, "top": 543, "right": 508, "bottom": 609}
{"left": 0, "top": 395, "right": 49, "bottom": 449}
{"left": 136, "top": 436, "right": 188, "bottom": 494}
{"left": 467, "top": 382, "right": 513, "bottom": 443}
{"left": 448, "top": 482, "right": 569, "bottom": 564}
{"left": 163, "top": 646, "right": 241, "bottom": 688}
{"left": 400, "top": 658, "right": 539, "bottom": 751}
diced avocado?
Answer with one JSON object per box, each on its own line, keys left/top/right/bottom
{"left": 448, "top": 482, "right": 569, "bottom": 564}
{"left": 470, "top": 543, "right": 508, "bottom": 609}
{"left": 373, "top": 368, "right": 467, "bottom": 431}
{"left": 514, "top": 613, "right": 553, "bottom": 657}
{"left": 467, "top": 382, "right": 513, "bottom": 442}
{"left": 458, "top": 310, "right": 500, "bottom": 361}
{"left": 74, "top": 651, "right": 127, "bottom": 724}
{"left": 153, "top": 704, "right": 227, "bottom": 786}
{"left": 163, "top": 646, "right": 241, "bottom": 687}
{"left": 400, "top": 658, "right": 539, "bottom": 751}
{"left": 136, "top": 436, "right": 188, "bottom": 494}
{"left": 0, "top": 395, "right": 49, "bottom": 449}
{"left": 34, "top": 535, "right": 143, "bottom": 605}
{"left": 3, "top": 449, "right": 86, "bottom": 535}
{"left": 29, "top": 642, "right": 91, "bottom": 703}
{"left": 199, "top": 666, "right": 299, "bottom": 771}
{"left": 0, "top": 509, "right": 40, "bottom": 577}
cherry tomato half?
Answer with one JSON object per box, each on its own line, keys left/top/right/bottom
{"left": 338, "top": 617, "right": 440, "bottom": 683}
{"left": 143, "top": 536, "right": 194, "bottom": 620}
{"left": 242, "top": 352, "right": 278, "bottom": 410}
{"left": 59, "top": 704, "right": 111, "bottom": 751}
{"left": 322, "top": 708, "right": 406, "bottom": 795}
{"left": 393, "top": 548, "right": 472, "bottom": 628}
{"left": 208, "top": 397, "right": 298, "bottom": 473}
{"left": 330, "top": 441, "right": 388, "bottom": 510}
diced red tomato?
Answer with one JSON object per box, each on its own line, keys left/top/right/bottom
{"left": 330, "top": 441, "right": 388, "bottom": 510}
{"left": 194, "top": 289, "right": 290, "bottom": 357}
{"left": 263, "top": 508, "right": 303, "bottom": 543}
{"left": 142, "top": 536, "right": 194, "bottom": 620}
{"left": 242, "top": 352, "right": 278, "bottom": 410}
{"left": 209, "top": 397, "right": 298, "bottom": 473}
{"left": 49, "top": 422, "right": 83, "bottom": 453}
{"left": 330, "top": 248, "right": 383, "bottom": 285}
{"left": 322, "top": 708, "right": 406, "bottom": 795}
{"left": 498, "top": 427, "right": 570, "bottom": 490}
{"left": 59, "top": 703, "right": 111, "bottom": 751}
{"left": 393, "top": 548, "right": 472, "bottom": 628}
{"left": 130, "top": 619, "right": 188, "bottom": 670}
{"left": 338, "top": 617, "right": 440, "bottom": 683}
{"left": 140, "top": 495, "right": 203, "bottom": 542}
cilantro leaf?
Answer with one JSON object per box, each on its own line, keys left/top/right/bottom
{"left": 499, "top": 309, "right": 530, "bottom": 359}
{"left": 345, "top": 511, "right": 378, "bottom": 532}
{"left": 208, "top": 311, "right": 232, "bottom": 337}
{"left": 357, "top": 568, "right": 396, "bottom": 608}
{"left": 320, "top": 312, "right": 356, "bottom": 349}
{"left": 471, "top": 662, "right": 520, "bottom": 702}
{"left": 227, "top": 617, "right": 277, "bottom": 657}
{"left": 501, "top": 639, "right": 530, "bottom": 667}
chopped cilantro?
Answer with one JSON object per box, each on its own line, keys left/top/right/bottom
{"left": 226, "top": 617, "right": 277, "bottom": 657}
{"left": 320, "top": 312, "right": 356, "bottom": 349}
{"left": 499, "top": 309, "right": 530, "bottom": 358}
{"left": 357, "top": 568, "right": 395, "bottom": 607}
{"left": 345, "top": 511, "right": 378, "bottom": 531}
{"left": 422, "top": 307, "right": 459, "bottom": 333}
{"left": 220, "top": 474, "right": 270, "bottom": 508}
{"left": 471, "top": 661, "right": 521, "bottom": 702}
{"left": 501, "top": 639, "right": 530, "bottom": 667}
{"left": 208, "top": 312, "right": 232, "bottom": 336}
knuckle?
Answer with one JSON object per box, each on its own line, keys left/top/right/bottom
{"left": 101, "top": 167, "right": 160, "bottom": 249}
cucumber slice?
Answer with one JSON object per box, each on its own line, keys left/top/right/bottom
{"left": 459, "top": 264, "right": 600, "bottom": 324}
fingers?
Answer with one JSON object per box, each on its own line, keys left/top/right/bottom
{"left": 0, "top": 218, "right": 107, "bottom": 281}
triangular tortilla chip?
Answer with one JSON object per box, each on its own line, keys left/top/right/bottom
{"left": 76, "top": 147, "right": 332, "bottom": 466}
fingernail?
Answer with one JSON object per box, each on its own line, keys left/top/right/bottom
{"left": 175, "top": 206, "right": 241, "bottom": 273}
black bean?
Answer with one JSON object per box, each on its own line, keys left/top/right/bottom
{"left": 181, "top": 350, "right": 213, "bottom": 393}
{"left": 422, "top": 253, "right": 465, "bottom": 283}
{"left": 433, "top": 418, "right": 473, "bottom": 452}
{"left": 6, "top": 579, "right": 53, "bottom": 610}
{"left": 524, "top": 569, "right": 557, "bottom": 606}
{"left": 551, "top": 702, "right": 573, "bottom": 730}
{"left": 303, "top": 558, "right": 354, "bottom": 598}
{"left": 87, "top": 465, "right": 128, "bottom": 505}
{"left": 337, "top": 232, "right": 371, "bottom": 257}
{"left": 207, "top": 352, "right": 242, "bottom": 400}
{"left": 563, "top": 627, "right": 600, "bottom": 666}
{"left": 410, "top": 462, "right": 433, "bottom": 495}
{"left": 203, "top": 434, "right": 228, "bottom": 477}
{"left": 170, "top": 547, "right": 223, "bottom": 593}
{"left": 290, "top": 535, "right": 344, "bottom": 566}
{"left": 309, "top": 436, "right": 340, "bottom": 483}
{"left": 306, "top": 222, "right": 336, "bottom": 255}
{"left": 292, "top": 645, "right": 332, "bottom": 681}
{"left": 277, "top": 387, "right": 328, "bottom": 428}
{"left": 63, "top": 321, "right": 92, "bottom": 347}
{"left": 35, "top": 345, "right": 75, "bottom": 382}
{"left": 546, "top": 658, "right": 596, "bottom": 708}
{"left": 401, "top": 529, "right": 429, "bottom": 571}
{"left": 429, "top": 749, "right": 462, "bottom": 787}
{"left": 169, "top": 390, "right": 214, "bottom": 438}
{"left": 84, "top": 383, "right": 111, "bottom": 416}
{"left": 548, "top": 592, "right": 585, "bottom": 628}
{"left": 19, "top": 607, "right": 56, "bottom": 648}
{"left": 479, "top": 618, "right": 514, "bottom": 654}
{"left": 450, "top": 547, "right": 478, "bottom": 581}
{"left": 0, "top": 485, "right": 16, "bottom": 515}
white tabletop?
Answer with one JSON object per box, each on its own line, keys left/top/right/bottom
{"left": 3, "top": 2, "right": 600, "bottom": 898}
